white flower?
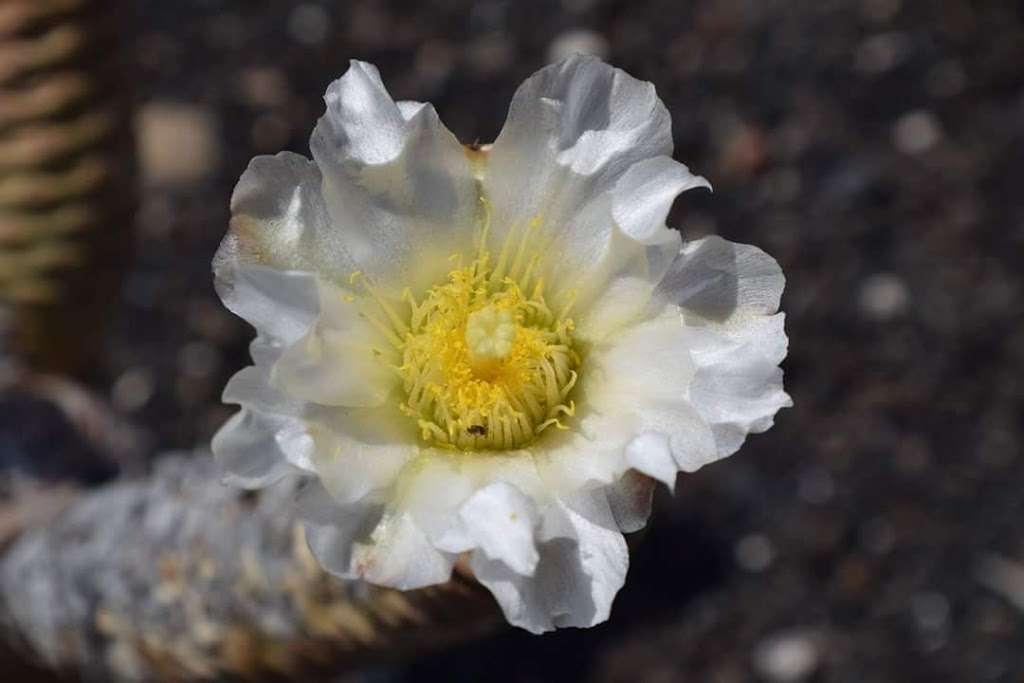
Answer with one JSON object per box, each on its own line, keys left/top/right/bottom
{"left": 212, "top": 57, "right": 790, "bottom": 633}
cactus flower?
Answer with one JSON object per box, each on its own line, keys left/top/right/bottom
{"left": 213, "top": 57, "right": 790, "bottom": 633}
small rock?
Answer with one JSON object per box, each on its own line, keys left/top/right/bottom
{"left": 912, "top": 592, "right": 951, "bottom": 632}
{"left": 466, "top": 33, "right": 516, "bottom": 76}
{"left": 178, "top": 342, "right": 220, "bottom": 380}
{"left": 854, "top": 32, "right": 910, "bottom": 74}
{"left": 892, "top": 110, "right": 942, "bottom": 154}
{"left": 753, "top": 631, "right": 820, "bottom": 682}
{"left": 547, "top": 29, "right": 610, "bottom": 62}
{"left": 735, "top": 534, "right": 775, "bottom": 573}
{"left": 112, "top": 367, "right": 155, "bottom": 412}
{"left": 719, "top": 123, "right": 768, "bottom": 177}
{"left": 858, "top": 273, "right": 910, "bottom": 320}
{"left": 239, "top": 67, "right": 289, "bottom": 108}
{"left": 136, "top": 102, "right": 220, "bottom": 184}
{"left": 416, "top": 41, "right": 457, "bottom": 87}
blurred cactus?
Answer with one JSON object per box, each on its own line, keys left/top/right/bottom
{"left": 0, "top": 0, "right": 134, "bottom": 374}
{"left": 0, "top": 455, "right": 499, "bottom": 681}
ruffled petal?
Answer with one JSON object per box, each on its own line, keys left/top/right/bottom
{"left": 220, "top": 151, "right": 353, "bottom": 276}
{"left": 583, "top": 307, "right": 719, "bottom": 477}
{"left": 308, "top": 404, "right": 417, "bottom": 505}
{"left": 212, "top": 262, "right": 320, "bottom": 357}
{"left": 211, "top": 409, "right": 299, "bottom": 489}
{"left": 624, "top": 433, "right": 677, "bottom": 487}
{"left": 657, "top": 236, "right": 791, "bottom": 456}
{"left": 309, "top": 61, "right": 480, "bottom": 294}
{"left": 573, "top": 157, "right": 710, "bottom": 341}
{"left": 301, "top": 479, "right": 455, "bottom": 591}
{"left": 471, "top": 490, "right": 628, "bottom": 633}
{"left": 212, "top": 366, "right": 315, "bottom": 488}
{"left": 683, "top": 320, "right": 791, "bottom": 457}
{"left": 352, "top": 512, "right": 457, "bottom": 590}
{"left": 440, "top": 482, "right": 541, "bottom": 576}
{"left": 612, "top": 156, "right": 710, "bottom": 244}
{"left": 603, "top": 470, "right": 656, "bottom": 533}
{"left": 538, "top": 306, "right": 720, "bottom": 493}
{"left": 297, "top": 480, "right": 383, "bottom": 578}
{"left": 657, "top": 235, "right": 785, "bottom": 322}
{"left": 487, "top": 56, "right": 673, "bottom": 211}
{"left": 270, "top": 280, "right": 398, "bottom": 408}
{"left": 395, "top": 453, "right": 549, "bottom": 554}
{"left": 484, "top": 56, "right": 708, "bottom": 336}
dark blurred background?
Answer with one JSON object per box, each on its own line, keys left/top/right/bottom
{"left": 3, "top": 0, "right": 1024, "bottom": 681}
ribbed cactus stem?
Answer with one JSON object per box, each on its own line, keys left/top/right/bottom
{"left": 0, "top": 0, "right": 134, "bottom": 374}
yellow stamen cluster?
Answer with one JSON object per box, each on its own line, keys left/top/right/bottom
{"left": 354, "top": 214, "right": 580, "bottom": 451}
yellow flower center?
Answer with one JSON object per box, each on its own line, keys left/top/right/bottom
{"left": 353, "top": 211, "right": 579, "bottom": 451}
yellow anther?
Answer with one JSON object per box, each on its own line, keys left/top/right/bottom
{"left": 350, "top": 212, "right": 579, "bottom": 451}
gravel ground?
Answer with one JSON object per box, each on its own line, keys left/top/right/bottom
{"left": 97, "top": 0, "right": 1024, "bottom": 680}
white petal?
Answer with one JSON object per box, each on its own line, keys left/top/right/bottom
{"left": 212, "top": 262, "right": 319, "bottom": 354}
{"left": 352, "top": 512, "right": 456, "bottom": 590}
{"left": 489, "top": 56, "right": 672, "bottom": 195}
{"left": 472, "top": 491, "right": 628, "bottom": 633}
{"left": 310, "top": 61, "right": 479, "bottom": 294}
{"left": 657, "top": 236, "right": 791, "bottom": 457}
{"left": 454, "top": 482, "right": 541, "bottom": 576}
{"left": 392, "top": 454, "right": 475, "bottom": 547}
{"left": 298, "top": 480, "right": 383, "bottom": 578}
{"left": 485, "top": 55, "right": 671, "bottom": 292}
{"left": 299, "top": 434, "right": 455, "bottom": 592}
{"left": 540, "top": 492, "right": 629, "bottom": 628}
{"left": 624, "top": 432, "right": 677, "bottom": 488}
{"left": 657, "top": 235, "right": 785, "bottom": 321}
{"left": 684, "top": 321, "right": 791, "bottom": 457}
{"left": 583, "top": 307, "right": 719, "bottom": 474}
{"left": 271, "top": 280, "right": 398, "bottom": 407}
{"left": 541, "top": 305, "right": 719, "bottom": 490}
{"left": 308, "top": 404, "right": 416, "bottom": 505}
{"left": 211, "top": 408, "right": 298, "bottom": 488}
{"left": 576, "top": 156, "right": 709, "bottom": 341}
{"left": 574, "top": 267, "right": 667, "bottom": 344}
{"left": 612, "top": 156, "right": 710, "bottom": 245}
{"left": 484, "top": 57, "right": 706, "bottom": 335}
{"left": 603, "top": 471, "right": 655, "bottom": 533}
{"left": 397, "top": 453, "right": 551, "bottom": 561}
{"left": 212, "top": 366, "right": 314, "bottom": 487}
{"left": 589, "top": 307, "right": 694, "bottom": 402}
{"left": 220, "top": 151, "right": 354, "bottom": 277}
{"left": 537, "top": 414, "right": 635, "bottom": 492}
{"left": 569, "top": 222, "right": 684, "bottom": 344}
